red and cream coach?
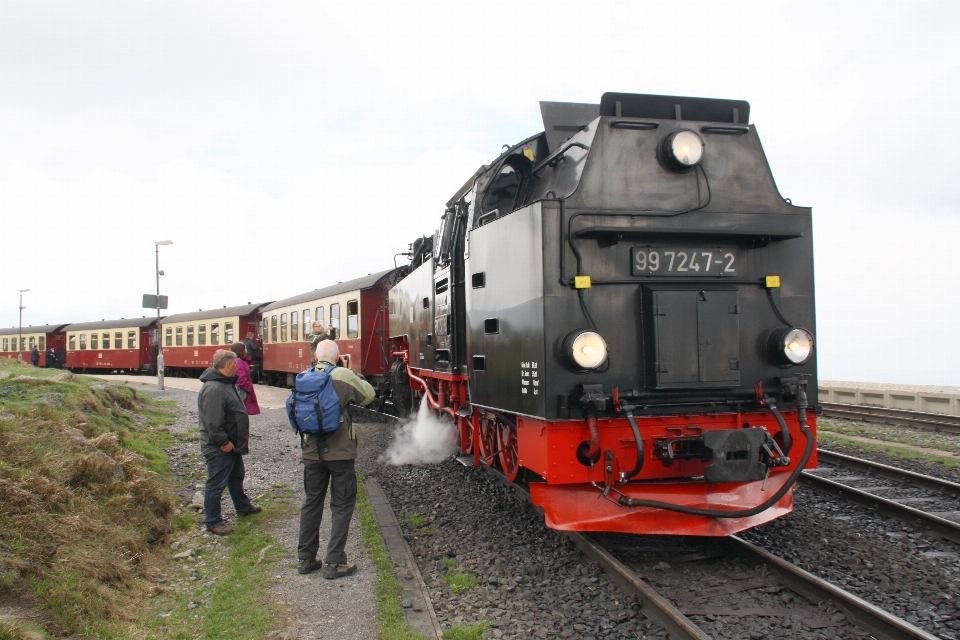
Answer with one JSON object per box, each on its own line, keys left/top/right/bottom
{"left": 159, "top": 303, "right": 269, "bottom": 377}
{"left": 63, "top": 318, "right": 158, "bottom": 373}
{"left": 0, "top": 324, "right": 68, "bottom": 367}
{"left": 260, "top": 269, "right": 402, "bottom": 387}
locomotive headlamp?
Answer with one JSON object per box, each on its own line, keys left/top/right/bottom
{"left": 661, "top": 130, "right": 704, "bottom": 172}
{"left": 561, "top": 330, "right": 608, "bottom": 370}
{"left": 767, "top": 326, "right": 815, "bottom": 365}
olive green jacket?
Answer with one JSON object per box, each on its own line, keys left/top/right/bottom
{"left": 300, "top": 359, "right": 376, "bottom": 461}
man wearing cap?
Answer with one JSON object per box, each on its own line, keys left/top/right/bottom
{"left": 297, "top": 339, "right": 375, "bottom": 578}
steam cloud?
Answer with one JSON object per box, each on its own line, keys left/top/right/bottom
{"left": 383, "top": 401, "right": 458, "bottom": 466}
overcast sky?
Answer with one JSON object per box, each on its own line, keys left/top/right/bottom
{"left": 2, "top": 1, "right": 958, "bottom": 385}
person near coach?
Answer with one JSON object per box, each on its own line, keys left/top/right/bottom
{"left": 45, "top": 346, "right": 58, "bottom": 368}
{"left": 297, "top": 339, "right": 375, "bottom": 578}
{"left": 229, "top": 342, "right": 261, "bottom": 416}
{"left": 305, "top": 321, "right": 331, "bottom": 367}
{"left": 242, "top": 332, "right": 262, "bottom": 367}
{"left": 198, "top": 349, "right": 261, "bottom": 535}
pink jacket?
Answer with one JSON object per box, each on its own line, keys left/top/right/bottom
{"left": 235, "top": 357, "right": 261, "bottom": 415}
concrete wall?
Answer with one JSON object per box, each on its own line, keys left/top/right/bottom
{"left": 819, "top": 381, "right": 960, "bottom": 415}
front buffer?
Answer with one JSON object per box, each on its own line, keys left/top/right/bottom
{"left": 520, "top": 410, "right": 817, "bottom": 536}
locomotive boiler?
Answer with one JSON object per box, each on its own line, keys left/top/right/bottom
{"left": 387, "top": 92, "right": 817, "bottom": 536}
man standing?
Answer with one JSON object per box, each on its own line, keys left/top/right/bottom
{"left": 297, "top": 339, "right": 375, "bottom": 578}
{"left": 242, "top": 332, "right": 262, "bottom": 367}
{"left": 45, "top": 346, "right": 57, "bottom": 368}
{"left": 304, "top": 321, "right": 331, "bottom": 368}
{"left": 199, "top": 349, "right": 261, "bottom": 535}
{"left": 30, "top": 345, "right": 40, "bottom": 367}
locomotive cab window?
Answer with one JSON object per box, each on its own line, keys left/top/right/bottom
{"left": 478, "top": 156, "right": 530, "bottom": 226}
{"left": 346, "top": 300, "right": 358, "bottom": 338}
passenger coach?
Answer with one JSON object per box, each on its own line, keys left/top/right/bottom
{"left": 159, "top": 303, "right": 269, "bottom": 377}
{"left": 261, "top": 269, "right": 402, "bottom": 387}
{"left": 0, "top": 324, "right": 68, "bottom": 366}
{"left": 63, "top": 318, "right": 158, "bottom": 373}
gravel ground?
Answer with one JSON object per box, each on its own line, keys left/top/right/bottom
{"left": 128, "top": 380, "right": 380, "bottom": 640}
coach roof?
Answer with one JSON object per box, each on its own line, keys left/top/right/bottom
{"left": 0, "top": 324, "right": 69, "bottom": 336}
{"left": 160, "top": 302, "right": 270, "bottom": 325}
{"left": 261, "top": 269, "right": 396, "bottom": 313}
{"left": 64, "top": 318, "right": 159, "bottom": 332}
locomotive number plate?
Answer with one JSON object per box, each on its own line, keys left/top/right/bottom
{"left": 632, "top": 247, "right": 738, "bottom": 276}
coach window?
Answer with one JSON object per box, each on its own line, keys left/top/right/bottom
{"left": 39, "top": 336, "right": 45, "bottom": 351}
{"left": 80, "top": 334, "right": 87, "bottom": 350}
{"left": 271, "top": 316, "right": 278, "bottom": 343}
{"left": 100, "top": 333, "right": 107, "bottom": 349}
{"left": 165, "top": 327, "right": 172, "bottom": 347}
{"left": 68, "top": 335, "right": 76, "bottom": 350}
{"left": 2, "top": 339, "right": 7, "bottom": 351}
{"left": 331, "top": 304, "right": 340, "bottom": 337}
{"left": 291, "top": 311, "right": 299, "bottom": 341}
{"left": 198, "top": 324, "right": 206, "bottom": 345}
{"left": 225, "top": 322, "right": 234, "bottom": 344}
{"left": 115, "top": 332, "right": 122, "bottom": 349}
{"left": 280, "top": 314, "right": 288, "bottom": 342}
{"left": 347, "top": 300, "right": 359, "bottom": 338}
{"left": 211, "top": 323, "right": 220, "bottom": 345}
{"left": 302, "top": 310, "right": 310, "bottom": 338}
{"left": 128, "top": 331, "right": 136, "bottom": 349}
{"left": 175, "top": 327, "right": 183, "bottom": 346}
{"left": 259, "top": 320, "right": 266, "bottom": 343}
{"left": 186, "top": 325, "right": 194, "bottom": 346}
{"left": 91, "top": 333, "right": 98, "bottom": 350}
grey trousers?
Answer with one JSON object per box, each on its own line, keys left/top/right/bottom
{"left": 297, "top": 458, "right": 356, "bottom": 565}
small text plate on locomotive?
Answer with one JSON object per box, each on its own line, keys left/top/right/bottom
{"left": 632, "top": 247, "right": 738, "bottom": 276}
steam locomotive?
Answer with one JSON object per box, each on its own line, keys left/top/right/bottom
{"left": 387, "top": 92, "right": 818, "bottom": 536}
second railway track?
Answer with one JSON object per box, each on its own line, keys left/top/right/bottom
{"left": 821, "top": 402, "right": 960, "bottom": 434}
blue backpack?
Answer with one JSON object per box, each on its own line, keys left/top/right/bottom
{"left": 286, "top": 367, "right": 342, "bottom": 447}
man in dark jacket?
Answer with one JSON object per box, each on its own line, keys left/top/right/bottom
{"left": 297, "top": 339, "right": 375, "bottom": 578}
{"left": 199, "top": 349, "right": 261, "bottom": 535}
{"left": 30, "top": 346, "right": 40, "bottom": 367}
{"left": 45, "top": 346, "right": 57, "bottom": 368}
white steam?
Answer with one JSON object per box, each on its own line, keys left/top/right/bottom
{"left": 383, "top": 401, "right": 458, "bottom": 466}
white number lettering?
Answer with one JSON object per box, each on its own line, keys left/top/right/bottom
{"left": 702, "top": 252, "right": 713, "bottom": 271}
{"left": 636, "top": 251, "right": 647, "bottom": 271}
{"left": 650, "top": 252, "right": 660, "bottom": 271}
{"left": 724, "top": 252, "right": 736, "bottom": 273}
{"left": 665, "top": 251, "right": 676, "bottom": 271}
{"left": 689, "top": 253, "right": 701, "bottom": 271}
{"left": 677, "top": 252, "right": 688, "bottom": 271}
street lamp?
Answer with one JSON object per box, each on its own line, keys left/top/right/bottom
{"left": 18, "top": 289, "right": 30, "bottom": 362}
{"left": 155, "top": 241, "right": 172, "bottom": 389}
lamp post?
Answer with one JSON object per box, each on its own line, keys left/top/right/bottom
{"left": 18, "top": 289, "right": 30, "bottom": 361}
{"left": 155, "top": 241, "right": 172, "bottom": 389}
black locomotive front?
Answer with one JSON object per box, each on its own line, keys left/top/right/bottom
{"left": 389, "top": 92, "right": 817, "bottom": 536}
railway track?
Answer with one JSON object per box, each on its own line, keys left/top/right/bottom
{"left": 483, "top": 464, "right": 938, "bottom": 640}
{"left": 804, "top": 449, "right": 960, "bottom": 543}
{"left": 821, "top": 402, "right": 960, "bottom": 434}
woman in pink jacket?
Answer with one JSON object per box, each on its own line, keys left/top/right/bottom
{"left": 229, "top": 342, "right": 261, "bottom": 415}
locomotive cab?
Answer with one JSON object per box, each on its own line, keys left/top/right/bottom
{"left": 389, "top": 92, "right": 817, "bottom": 536}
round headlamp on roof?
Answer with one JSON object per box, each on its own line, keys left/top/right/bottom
{"left": 661, "top": 129, "right": 704, "bottom": 172}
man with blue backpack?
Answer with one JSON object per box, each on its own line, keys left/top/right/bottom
{"left": 288, "top": 339, "right": 375, "bottom": 578}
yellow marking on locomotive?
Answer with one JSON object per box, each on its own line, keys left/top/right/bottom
{"left": 765, "top": 275, "right": 781, "bottom": 288}
{"left": 523, "top": 148, "right": 535, "bottom": 162}
{"left": 574, "top": 275, "right": 592, "bottom": 289}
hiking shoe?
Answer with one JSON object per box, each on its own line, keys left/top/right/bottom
{"left": 322, "top": 563, "right": 357, "bottom": 580}
{"left": 237, "top": 505, "right": 262, "bottom": 516}
{"left": 206, "top": 523, "right": 234, "bottom": 535}
{"left": 297, "top": 558, "right": 323, "bottom": 575}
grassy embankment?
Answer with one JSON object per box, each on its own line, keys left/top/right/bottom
{"left": 0, "top": 359, "right": 179, "bottom": 638}
{"left": 818, "top": 417, "right": 960, "bottom": 467}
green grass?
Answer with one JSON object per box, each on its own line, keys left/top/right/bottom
{"left": 419, "top": 527, "right": 436, "bottom": 536}
{"left": 0, "top": 618, "right": 53, "bottom": 640}
{"left": 0, "top": 359, "right": 181, "bottom": 637}
{"left": 442, "top": 622, "right": 489, "bottom": 640}
{"left": 442, "top": 558, "right": 478, "bottom": 594}
{"left": 356, "top": 478, "right": 426, "bottom": 640}
{"left": 819, "top": 417, "right": 960, "bottom": 455}
{"left": 407, "top": 512, "right": 429, "bottom": 527}
{"left": 818, "top": 431, "right": 960, "bottom": 468}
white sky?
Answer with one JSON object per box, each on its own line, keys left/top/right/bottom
{"left": 1, "top": 1, "right": 958, "bottom": 385}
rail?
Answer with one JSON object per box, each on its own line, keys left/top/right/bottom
{"left": 821, "top": 402, "right": 960, "bottom": 434}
